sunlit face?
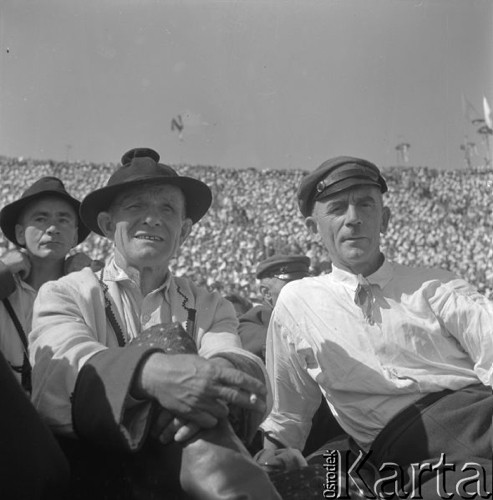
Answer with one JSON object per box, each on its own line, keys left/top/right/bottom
{"left": 305, "top": 185, "right": 390, "bottom": 276}
{"left": 15, "top": 196, "right": 78, "bottom": 260}
{"left": 97, "top": 183, "right": 192, "bottom": 271}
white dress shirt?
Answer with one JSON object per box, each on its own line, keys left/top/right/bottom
{"left": 262, "top": 259, "right": 493, "bottom": 450}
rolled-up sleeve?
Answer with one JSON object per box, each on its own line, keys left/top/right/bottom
{"left": 261, "top": 302, "right": 322, "bottom": 451}
{"left": 429, "top": 278, "right": 493, "bottom": 387}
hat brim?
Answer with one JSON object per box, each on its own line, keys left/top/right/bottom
{"left": 80, "top": 176, "right": 212, "bottom": 236}
{"left": 0, "top": 191, "right": 90, "bottom": 247}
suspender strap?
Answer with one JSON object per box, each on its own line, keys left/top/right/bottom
{"left": 2, "top": 298, "right": 32, "bottom": 393}
{"left": 98, "top": 269, "right": 126, "bottom": 347}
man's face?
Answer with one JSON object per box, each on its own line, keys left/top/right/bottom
{"left": 306, "top": 185, "right": 390, "bottom": 276}
{"left": 15, "top": 196, "right": 78, "bottom": 261}
{"left": 97, "top": 184, "right": 192, "bottom": 271}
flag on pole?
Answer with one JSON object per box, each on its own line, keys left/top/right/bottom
{"left": 483, "top": 96, "right": 492, "bottom": 130}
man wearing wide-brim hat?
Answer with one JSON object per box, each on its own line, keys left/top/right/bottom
{"left": 29, "top": 148, "right": 280, "bottom": 499}
{"left": 0, "top": 176, "right": 91, "bottom": 392}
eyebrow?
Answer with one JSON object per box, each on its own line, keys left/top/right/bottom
{"left": 29, "top": 209, "right": 76, "bottom": 218}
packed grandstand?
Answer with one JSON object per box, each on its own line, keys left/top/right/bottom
{"left": 1, "top": 155, "right": 492, "bottom": 301}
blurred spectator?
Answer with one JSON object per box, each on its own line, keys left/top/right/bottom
{"left": 238, "top": 254, "right": 310, "bottom": 361}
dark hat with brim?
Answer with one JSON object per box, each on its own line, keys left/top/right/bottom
{"left": 297, "top": 156, "right": 388, "bottom": 217}
{"left": 80, "top": 148, "right": 212, "bottom": 236}
{"left": 256, "top": 254, "right": 311, "bottom": 280}
{"left": 0, "top": 176, "right": 90, "bottom": 247}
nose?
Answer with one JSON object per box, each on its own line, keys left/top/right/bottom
{"left": 46, "top": 223, "right": 60, "bottom": 235}
{"left": 143, "top": 206, "right": 163, "bottom": 226}
{"left": 345, "top": 204, "right": 362, "bottom": 226}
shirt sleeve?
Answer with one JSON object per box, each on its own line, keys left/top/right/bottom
{"left": 194, "top": 289, "right": 273, "bottom": 419}
{"left": 429, "top": 277, "right": 493, "bottom": 387}
{"left": 260, "top": 301, "right": 323, "bottom": 451}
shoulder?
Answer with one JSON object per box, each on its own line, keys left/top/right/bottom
{"left": 38, "top": 267, "right": 100, "bottom": 297}
{"left": 278, "top": 275, "right": 330, "bottom": 301}
{"left": 389, "top": 261, "right": 461, "bottom": 291}
{"left": 387, "top": 261, "right": 481, "bottom": 301}
{"left": 390, "top": 261, "right": 456, "bottom": 282}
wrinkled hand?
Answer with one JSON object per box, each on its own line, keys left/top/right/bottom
{"left": 0, "top": 249, "right": 31, "bottom": 279}
{"left": 64, "top": 253, "right": 104, "bottom": 274}
{"left": 136, "top": 353, "right": 267, "bottom": 438}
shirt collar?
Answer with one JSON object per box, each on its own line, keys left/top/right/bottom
{"left": 103, "top": 256, "right": 173, "bottom": 296}
{"left": 330, "top": 257, "right": 393, "bottom": 292}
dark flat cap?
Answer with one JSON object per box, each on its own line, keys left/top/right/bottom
{"left": 256, "top": 254, "right": 311, "bottom": 280}
{"left": 0, "top": 176, "right": 90, "bottom": 246}
{"left": 80, "top": 147, "right": 212, "bottom": 236}
{"left": 297, "top": 156, "right": 388, "bottom": 217}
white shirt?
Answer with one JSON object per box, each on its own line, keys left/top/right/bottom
{"left": 262, "top": 259, "right": 493, "bottom": 450}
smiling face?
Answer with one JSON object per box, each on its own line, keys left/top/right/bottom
{"left": 15, "top": 196, "right": 78, "bottom": 261}
{"left": 97, "top": 183, "right": 192, "bottom": 273}
{"left": 305, "top": 185, "right": 390, "bottom": 276}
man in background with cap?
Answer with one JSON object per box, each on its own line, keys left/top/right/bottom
{"left": 29, "top": 148, "right": 280, "bottom": 499}
{"left": 240, "top": 254, "right": 342, "bottom": 459}
{"left": 261, "top": 156, "right": 493, "bottom": 496}
{"left": 0, "top": 176, "right": 91, "bottom": 392}
{"left": 238, "top": 254, "right": 311, "bottom": 360}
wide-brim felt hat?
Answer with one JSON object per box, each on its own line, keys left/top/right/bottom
{"left": 0, "top": 176, "right": 91, "bottom": 247}
{"left": 80, "top": 147, "right": 212, "bottom": 236}
{"left": 297, "top": 156, "right": 388, "bottom": 217}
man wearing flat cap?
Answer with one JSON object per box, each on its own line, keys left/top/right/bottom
{"left": 0, "top": 176, "right": 91, "bottom": 392}
{"left": 238, "top": 254, "right": 310, "bottom": 360}
{"left": 261, "top": 156, "right": 493, "bottom": 496}
{"left": 29, "top": 148, "right": 280, "bottom": 499}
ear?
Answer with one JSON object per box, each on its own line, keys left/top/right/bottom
{"left": 179, "top": 218, "right": 193, "bottom": 245}
{"left": 15, "top": 224, "right": 26, "bottom": 246}
{"left": 97, "top": 212, "right": 115, "bottom": 240}
{"left": 380, "top": 206, "right": 391, "bottom": 234}
{"left": 305, "top": 215, "right": 319, "bottom": 235}
{"left": 259, "top": 284, "right": 272, "bottom": 304}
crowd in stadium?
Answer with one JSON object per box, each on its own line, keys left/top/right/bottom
{"left": 1, "top": 154, "right": 492, "bottom": 300}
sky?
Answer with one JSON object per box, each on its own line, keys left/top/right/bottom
{"left": 0, "top": 0, "right": 492, "bottom": 172}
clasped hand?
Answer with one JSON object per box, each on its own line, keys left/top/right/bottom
{"left": 136, "top": 353, "right": 267, "bottom": 443}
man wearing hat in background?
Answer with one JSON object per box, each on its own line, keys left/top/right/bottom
{"left": 0, "top": 176, "right": 91, "bottom": 499}
{"left": 238, "top": 254, "right": 311, "bottom": 360}
{"left": 29, "top": 148, "right": 280, "bottom": 499}
{"left": 240, "top": 254, "right": 342, "bottom": 461}
{"left": 0, "top": 176, "right": 91, "bottom": 392}
{"left": 260, "top": 156, "right": 493, "bottom": 496}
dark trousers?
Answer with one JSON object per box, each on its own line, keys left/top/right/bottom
{"left": 369, "top": 384, "right": 493, "bottom": 499}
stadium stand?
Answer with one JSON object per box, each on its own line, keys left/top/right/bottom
{"left": 1, "top": 155, "right": 492, "bottom": 301}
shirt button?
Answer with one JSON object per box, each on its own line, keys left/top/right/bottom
{"left": 142, "top": 314, "right": 150, "bottom": 323}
